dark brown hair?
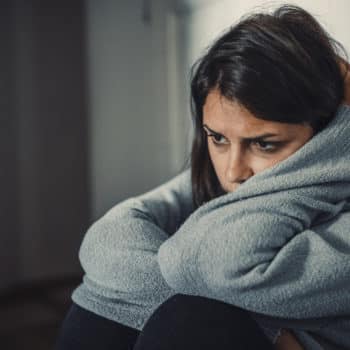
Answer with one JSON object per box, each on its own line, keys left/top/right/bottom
{"left": 180, "top": 4, "right": 349, "bottom": 209}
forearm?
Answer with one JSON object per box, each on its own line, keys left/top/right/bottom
{"left": 157, "top": 190, "right": 350, "bottom": 319}
{"left": 79, "top": 198, "right": 173, "bottom": 297}
{"left": 74, "top": 198, "right": 178, "bottom": 330}
{"left": 77, "top": 169, "right": 193, "bottom": 303}
{"left": 338, "top": 56, "right": 350, "bottom": 104}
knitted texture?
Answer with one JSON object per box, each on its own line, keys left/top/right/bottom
{"left": 73, "top": 104, "right": 350, "bottom": 349}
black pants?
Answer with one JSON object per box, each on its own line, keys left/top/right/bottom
{"left": 55, "top": 294, "right": 274, "bottom": 350}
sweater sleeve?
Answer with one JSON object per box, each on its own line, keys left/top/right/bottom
{"left": 157, "top": 191, "right": 350, "bottom": 319}
{"left": 78, "top": 168, "right": 194, "bottom": 300}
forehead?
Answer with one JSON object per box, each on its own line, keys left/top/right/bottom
{"left": 203, "top": 89, "right": 291, "bottom": 136}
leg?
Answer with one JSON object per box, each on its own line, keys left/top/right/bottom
{"left": 55, "top": 303, "right": 140, "bottom": 350}
{"left": 133, "top": 294, "right": 275, "bottom": 350}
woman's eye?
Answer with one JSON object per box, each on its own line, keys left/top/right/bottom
{"left": 205, "top": 129, "right": 280, "bottom": 152}
{"left": 252, "top": 140, "right": 278, "bottom": 152}
{"left": 208, "top": 134, "right": 228, "bottom": 145}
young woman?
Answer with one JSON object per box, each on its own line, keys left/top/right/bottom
{"left": 56, "top": 4, "right": 350, "bottom": 350}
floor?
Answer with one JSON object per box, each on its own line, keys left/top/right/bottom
{"left": 0, "top": 276, "right": 82, "bottom": 350}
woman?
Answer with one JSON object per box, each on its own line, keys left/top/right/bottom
{"left": 56, "top": 4, "right": 350, "bottom": 350}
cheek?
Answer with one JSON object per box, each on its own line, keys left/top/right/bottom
{"left": 207, "top": 143, "right": 220, "bottom": 167}
{"left": 207, "top": 141, "right": 220, "bottom": 158}
{"left": 252, "top": 157, "right": 279, "bottom": 171}
{"left": 252, "top": 149, "right": 299, "bottom": 173}
{"left": 207, "top": 142, "right": 297, "bottom": 177}
{"left": 250, "top": 154, "right": 292, "bottom": 174}
{"left": 207, "top": 144, "right": 228, "bottom": 176}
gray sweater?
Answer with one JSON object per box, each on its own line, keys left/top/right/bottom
{"left": 73, "top": 104, "right": 350, "bottom": 349}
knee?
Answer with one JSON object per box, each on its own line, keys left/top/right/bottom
{"left": 133, "top": 294, "right": 267, "bottom": 350}
{"left": 151, "top": 293, "right": 246, "bottom": 323}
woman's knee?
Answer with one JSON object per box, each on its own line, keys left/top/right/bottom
{"left": 55, "top": 303, "right": 139, "bottom": 350}
{"left": 133, "top": 294, "right": 274, "bottom": 350}
{"left": 150, "top": 293, "right": 247, "bottom": 324}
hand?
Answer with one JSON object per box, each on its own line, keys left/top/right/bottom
{"left": 275, "top": 329, "right": 304, "bottom": 350}
{"left": 338, "top": 56, "right": 350, "bottom": 105}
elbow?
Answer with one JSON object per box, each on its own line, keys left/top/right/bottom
{"left": 78, "top": 219, "right": 111, "bottom": 277}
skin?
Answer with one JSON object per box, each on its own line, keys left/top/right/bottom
{"left": 203, "top": 88, "right": 314, "bottom": 193}
{"left": 275, "top": 330, "right": 304, "bottom": 350}
{"left": 339, "top": 57, "right": 350, "bottom": 105}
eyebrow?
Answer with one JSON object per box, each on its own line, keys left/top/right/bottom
{"left": 202, "top": 124, "right": 280, "bottom": 142}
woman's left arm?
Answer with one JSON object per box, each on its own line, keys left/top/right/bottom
{"left": 157, "top": 192, "right": 350, "bottom": 319}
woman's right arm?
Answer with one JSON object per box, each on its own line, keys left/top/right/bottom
{"left": 338, "top": 56, "right": 350, "bottom": 104}
{"left": 77, "top": 167, "right": 194, "bottom": 301}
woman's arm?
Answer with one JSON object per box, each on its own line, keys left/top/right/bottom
{"left": 338, "top": 56, "right": 350, "bottom": 104}
{"left": 78, "top": 168, "right": 194, "bottom": 297}
{"left": 157, "top": 191, "right": 350, "bottom": 319}
{"left": 157, "top": 100, "right": 350, "bottom": 320}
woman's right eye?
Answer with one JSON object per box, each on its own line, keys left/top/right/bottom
{"left": 208, "top": 133, "right": 228, "bottom": 145}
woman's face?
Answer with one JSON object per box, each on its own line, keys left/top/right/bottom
{"left": 203, "top": 89, "right": 314, "bottom": 193}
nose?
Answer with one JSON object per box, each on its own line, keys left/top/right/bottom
{"left": 225, "top": 147, "right": 253, "bottom": 185}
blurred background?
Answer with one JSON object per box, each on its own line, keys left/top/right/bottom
{"left": 1, "top": 0, "right": 349, "bottom": 349}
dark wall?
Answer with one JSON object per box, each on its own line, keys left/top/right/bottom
{"left": 1, "top": 0, "right": 90, "bottom": 289}
{"left": 0, "top": 1, "right": 20, "bottom": 289}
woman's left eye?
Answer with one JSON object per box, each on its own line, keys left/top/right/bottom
{"left": 252, "top": 140, "right": 278, "bottom": 152}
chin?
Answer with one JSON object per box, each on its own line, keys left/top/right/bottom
{"left": 224, "top": 185, "right": 239, "bottom": 193}
{"left": 219, "top": 186, "right": 234, "bottom": 194}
